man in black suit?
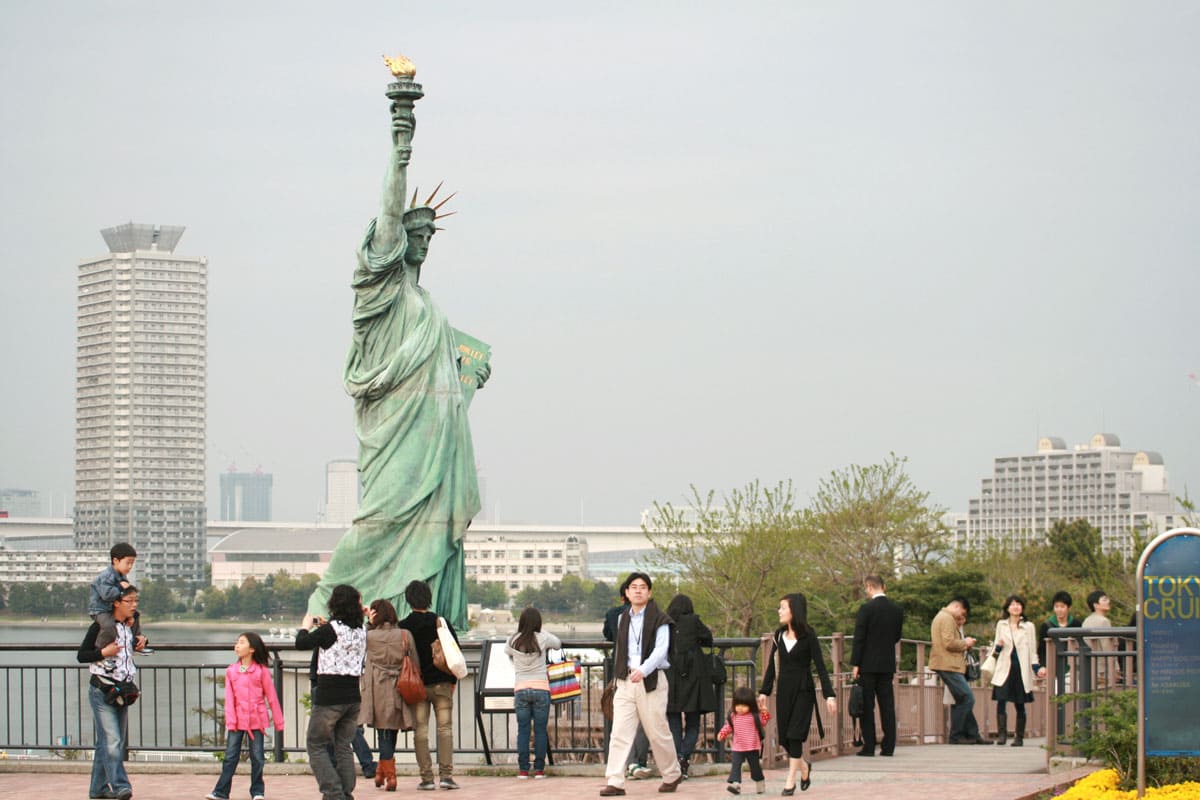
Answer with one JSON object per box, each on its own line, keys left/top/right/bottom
{"left": 851, "top": 575, "right": 904, "bottom": 756}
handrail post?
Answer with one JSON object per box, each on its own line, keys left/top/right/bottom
{"left": 272, "top": 648, "right": 285, "bottom": 763}
{"left": 915, "top": 641, "right": 927, "bottom": 745}
{"left": 830, "top": 633, "right": 845, "bottom": 754}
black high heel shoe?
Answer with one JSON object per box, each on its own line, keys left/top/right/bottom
{"left": 800, "top": 759, "right": 812, "bottom": 792}
{"left": 780, "top": 787, "right": 795, "bottom": 797}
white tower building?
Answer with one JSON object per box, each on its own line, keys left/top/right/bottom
{"left": 73, "top": 223, "right": 207, "bottom": 585}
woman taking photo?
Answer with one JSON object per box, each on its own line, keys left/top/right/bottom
{"left": 988, "top": 594, "right": 1044, "bottom": 746}
{"left": 664, "top": 594, "right": 716, "bottom": 779}
{"left": 504, "top": 607, "right": 562, "bottom": 779}
{"left": 360, "top": 598, "right": 418, "bottom": 790}
{"left": 758, "top": 593, "right": 836, "bottom": 794}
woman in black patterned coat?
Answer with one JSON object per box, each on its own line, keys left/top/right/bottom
{"left": 758, "top": 593, "right": 836, "bottom": 794}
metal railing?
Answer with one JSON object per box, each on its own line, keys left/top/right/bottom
{"left": 1042, "top": 626, "right": 1138, "bottom": 770}
{"left": 0, "top": 634, "right": 1056, "bottom": 767}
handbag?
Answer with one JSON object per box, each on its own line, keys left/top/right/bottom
{"left": 90, "top": 673, "right": 140, "bottom": 707}
{"left": 546, "top": 649, "right": 582, "bottom": 704}
{"left": 396, "top": 652, "right": 427, "bottom": 704}
{"left": 710, "top": 651, "right": 728, "bottom": 686}
{"left": 980, "top": 645, "right": 1000, "bottom": 685}
{"left": 600, "top": 680, "right": 617, "bottom": 721}
{"left": 435, "top": 617, "right": 468, "bottom": 679}
{"left": 964, "top": 649, "right": 981, "bottom": 682}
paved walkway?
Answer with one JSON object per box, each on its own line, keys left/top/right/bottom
{"left": 0, "top": 739, "right": 1095, "bottom": 800}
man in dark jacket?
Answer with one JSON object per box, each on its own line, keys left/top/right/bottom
{"left": 850, "top": 575, "right": 904, "bottom": 757}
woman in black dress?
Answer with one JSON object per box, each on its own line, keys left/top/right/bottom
{"left": 758, "top": 593, "right": 836, "bottom": 794}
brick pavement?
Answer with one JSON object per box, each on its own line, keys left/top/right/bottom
{"left": 0, "top": 740, "right": 1096, "bottom": 800}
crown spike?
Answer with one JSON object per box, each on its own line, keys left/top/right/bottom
{"left": 409, "top": 187, "right": 420, "bottom": 208}
{"left": 423, "top": 180, "right": 445, "bottom": 206}
{"left": 433, "top": 211, "right": 458, "bottom": 221}
{"left": 432, "top": 191, "right": 457, "bottom": 211}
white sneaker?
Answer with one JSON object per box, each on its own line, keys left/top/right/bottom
{"left": 631, "top": 766, "right": 653, "bottom": 780}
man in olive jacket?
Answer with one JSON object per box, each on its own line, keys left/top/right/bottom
{"left": 929, "top": 597, "right": 984, "bottom": 744}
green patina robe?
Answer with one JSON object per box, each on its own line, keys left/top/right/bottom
{"left": 307, "top": 219, "right": 479, "bottom": 631}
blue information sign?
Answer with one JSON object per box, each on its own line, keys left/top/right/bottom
{"left": 1139, "top": 529, "right": 1200, "bottom": 757}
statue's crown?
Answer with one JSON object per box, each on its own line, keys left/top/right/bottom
{"left": 403, "top": 182, "right": 456, "bottom": 231}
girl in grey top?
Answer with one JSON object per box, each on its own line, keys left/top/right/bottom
{"left": 505, "top": 608, "right": 562, "bottom": 777}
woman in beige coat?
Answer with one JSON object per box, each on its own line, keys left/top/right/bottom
{"left": 360, "top": 598, "right": 417, "bottom": 790}
{"left": 988, "top": 594, "right": 1045, "bottom": 746}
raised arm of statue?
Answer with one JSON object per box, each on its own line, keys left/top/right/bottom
{"left": 373, "top": 100, "right": 415, "bottom": 254}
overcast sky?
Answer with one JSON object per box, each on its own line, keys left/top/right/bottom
{"left": 1, "top": 2, "right": 1197, "bottom": 525}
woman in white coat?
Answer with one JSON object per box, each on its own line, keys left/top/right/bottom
{"left": 989, "top": 594, "right": 1045, "bottom": 746}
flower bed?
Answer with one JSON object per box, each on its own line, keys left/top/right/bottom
{"left": 1056, "top": 769, "right": 1200, "bottom": 800}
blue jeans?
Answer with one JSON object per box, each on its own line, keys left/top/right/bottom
{"left": 514, "top": 688, "right": 551, "bottom": 772}
{"left": 666, "top": 711, "right": 700, "bottom": 761}
{"left": 210, "top": 729, "right": 265, "bottom": 799}
{"left": 307, "top": 702, "right": 361, "bottom": 800}
{"left": 377, "top": 728, "right": 398, "bottom": 761}
{"left": 936, "top": 670, "right": 981, "bottom": 741}
{"left": 88, "top": 684, "right": 131, "bottom": 799}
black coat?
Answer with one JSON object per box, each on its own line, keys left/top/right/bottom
{"left": 761, "top": 628, "right": 835, "bottom": 745}
{"left": 850, "top": 595, "right": 904, "bottom": 674}
{"left": 666, "top": 612, "right": 716, "bottom": 714}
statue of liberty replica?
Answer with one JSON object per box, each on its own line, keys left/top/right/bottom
{"left": 307, "top": 55, "right": 490, "bottom": 631}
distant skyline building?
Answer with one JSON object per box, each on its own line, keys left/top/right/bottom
{"left": 324, "top": 459, "right": 359, "bottom": 525}
{"left": 73, "top": 222, "right": 207, "bottom": 585}
{"left": 219, "top": 469, "right": 272, "bottom": 522}
{"left": 956, "top": 432, "right": 1180, "bottom": 559}
{"left": 0, "top": 488, "right": 42, "bottom": 517}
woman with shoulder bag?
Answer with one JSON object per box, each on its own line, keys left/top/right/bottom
{"left": 361, "top": 598, "right": 418, "bottom": 790}
{"left": 989, "top": 594, "right": 1044, "bottom": 746}
{"left": 396, "top": 579, "right": 463, "bottom": 791}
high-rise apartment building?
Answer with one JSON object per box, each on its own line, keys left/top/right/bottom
{"left": 324, "top": 460, "right": 359, "bottom": 525}
{"left": 74, "top": 223, "right": 207, "bottom": 585}
{"left": 956, "top": 433, "right": 1180, "bottom": 559}
{"left": 219, "top": 470, "right": 273, "bottom": 522}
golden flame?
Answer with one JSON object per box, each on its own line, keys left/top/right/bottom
{"left": 382, "top": 54, "right": 417, "bottom": 78}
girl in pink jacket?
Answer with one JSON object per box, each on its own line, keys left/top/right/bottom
{"left": 206, "top": 632, "right": 284, "bottom": 800}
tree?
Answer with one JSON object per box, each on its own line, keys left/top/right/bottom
{"left": 644, "top": 481, "right": 807, "bottom": 637}
{"left": 803, "top": 454, "right": 951, "bottom": 631}
{"left": 137, "top": 580, "right": 175, "bottom": 619}
{"left": 466, "top": 578, "right": 509, "bottom": 609}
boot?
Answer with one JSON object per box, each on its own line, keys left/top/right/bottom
{"left": 994, "top": 712, "right": 1007, "bottom": 745}
{"left": 379, "top": 758, "right": 397, "bottom": 790}
{"left": 1011, "top": 713, "right": 1025, "bottom": 747}
{"left": 375, "top": 757, "right": 387, "bottom": 788}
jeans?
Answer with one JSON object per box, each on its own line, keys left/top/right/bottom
{"left": 412, "top": 682, "right": 455, "bottom": 782}
{"left": 666, "top": 711, "right": 700, "bottom": 761}
{"left": 377, "top": 728, "right": 398, "bottom": 761}
{"left": 210, "top": 729, "right": 265, "bottom": 799}
{"left": 936, "top": 670, "right": 981, "bottom": 741}
{"left": 307, "top": 702, "right": 361, "bottom": 800}
{"left": 514, "top": 688, "right": 551, "bottom": 772}
{"left": 88, "top": 684, "right": 131, "bottom": 799}
{"left": 727, "top": 750, "right": 764, "bottom": 783}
